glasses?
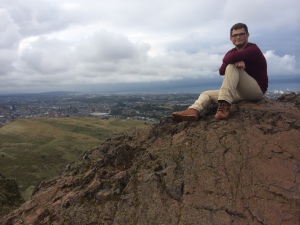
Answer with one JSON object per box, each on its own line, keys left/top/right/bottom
{"left": 231, "top": 32, "right": 247, "bottom": 38}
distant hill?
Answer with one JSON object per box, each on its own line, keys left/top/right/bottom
{"left": 0, "top": 117, "right": 150, "bottom": 201}
{"left": 1, "top": 93, "right": 300, "bottom": 224}
{"left": 0, "top": 91, "right": 79, "bottom": 97}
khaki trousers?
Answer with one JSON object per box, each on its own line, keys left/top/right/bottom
{"left": 189, "top": 64, "right": 264, "bottom": 112}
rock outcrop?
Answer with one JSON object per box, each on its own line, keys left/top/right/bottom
{"left": 1, "top": 93, "right": 300, "bottom": 225}
{"left": 0, "top": 174, "right": 24, "bottom": 218}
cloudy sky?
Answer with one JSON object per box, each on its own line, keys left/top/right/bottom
{"left": 0, "top": 0, "right": 299, "bottom": 94}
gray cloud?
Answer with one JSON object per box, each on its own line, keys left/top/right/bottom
{"left": 0, "top": 9, "right": 21, "bottom": 48}
{"left": 21, "top": 37, "right": 75, "bottom": 74}
{"left": 77, "top": 30, "right": 139, "bottom": 62}
{"left": 2, "top": 0, "right": 74, "bottom": 37}
{"left": 0, "top": 0, "right": 299, "bottom": 93}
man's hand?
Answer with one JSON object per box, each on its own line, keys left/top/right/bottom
{"left": 235, "top": 61, "right": 246, "bottom": 69}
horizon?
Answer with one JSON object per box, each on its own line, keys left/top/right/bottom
{"left": 0, "top": 76, "right": 299, "bottom": 96}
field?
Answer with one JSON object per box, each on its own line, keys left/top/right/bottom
{"left": 0, "top": 117, "right": 150, "bottom": 200}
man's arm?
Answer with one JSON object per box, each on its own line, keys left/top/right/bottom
{"left": 223, "top": 44, "right": 258, "bottom": 65}
{"left": 219, "top": 62, "right": 227, "bottom": 75}
{"left": 219, "top": 61, "right": 245, "bottom": 75}
{"left": 219, "top": 43, "right": 258, "bottom": 75}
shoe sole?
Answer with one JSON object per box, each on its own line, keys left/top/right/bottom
{"left": 214, "top": 115, "right": 229, "bottom": 120}
{"left": 172, "top": 114, "right": 183, "bottom": 122}
{"left": 172, "top": 114, "right": 198, "bottom": 122}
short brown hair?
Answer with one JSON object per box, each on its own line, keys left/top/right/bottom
{"left": 230, "top": 23, "right": 248, "bottom": 35}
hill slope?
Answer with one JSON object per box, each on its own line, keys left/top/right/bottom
{"left": 1, "top": 93, "right": 300, "bottom": 225}
{"left": 0, "top": 118, "right": 149, "bottom": 200}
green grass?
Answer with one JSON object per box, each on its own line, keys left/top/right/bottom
{"left": 0, "top": 117, "right": 150, "bottom": 200}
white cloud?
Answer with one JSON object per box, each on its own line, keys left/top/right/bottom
{"left": 0, "top": 0, "right": 299, "bottom": 93}
{"left": 0, "top": 9, "right": 21, "bottom": 75}
{"left": 20, "top": 37, "right": 75, "bottom": 74}
{"left": 0, "top": 9, "right": 21, "bottom": 48}
{"left": 265, "top": 50, "right": 299, "bottom": 76}
{"left": 76, "top": 30, "right": 139, "bottom": 62}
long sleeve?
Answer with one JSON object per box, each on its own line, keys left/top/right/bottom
{"left": 219, "top": 63, "right": 227, "bottom": 75}
{"left": 223, "top": 44, "right": 259, "bottom": 65}
{"left": 218, "top": 43, "right": 268, "bottom": 93}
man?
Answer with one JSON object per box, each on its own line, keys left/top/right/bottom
{"left": 172, "top": 23, "right": 268, "bottom": 122}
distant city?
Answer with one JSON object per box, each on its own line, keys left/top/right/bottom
{"left": 0, "top": 92, "right": 200, "bottom": 126}
{"left": 0, "top": 90, "right": 297, "bottom": 127}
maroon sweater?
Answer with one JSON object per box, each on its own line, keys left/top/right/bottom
{"left": 219, "top": 42, "right": 268, "bottom": 93}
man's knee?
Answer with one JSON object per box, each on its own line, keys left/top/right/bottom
{"left": 225, "top": 64, "right": 238, "bottom": 73}
{"left": 224, "top": 64, "right": 240, "bottom": 80}
{"left": 226, "top": 64, "right": 235, "bottom": 69}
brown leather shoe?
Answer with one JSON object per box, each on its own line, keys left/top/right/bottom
{"left": 214, "top": 100, "right": 231, "bottom": 120}
{"left": 172, "top": 108, "right": 199, "bottom": 122}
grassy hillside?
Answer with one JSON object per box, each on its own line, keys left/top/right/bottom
{"left": 0, "top": 117, "right": 150, "bottom": 200}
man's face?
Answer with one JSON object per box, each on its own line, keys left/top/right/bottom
{"left": 230, "top": 28, "right": 249, "bottom": 49}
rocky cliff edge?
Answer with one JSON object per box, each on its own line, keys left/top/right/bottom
{"left": 1, "top": 93, "right": 300, "bottom": 225}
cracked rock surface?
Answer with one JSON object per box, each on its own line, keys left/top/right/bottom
{"left": 1, "top": 93, "right": 300, "bottom": 225}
